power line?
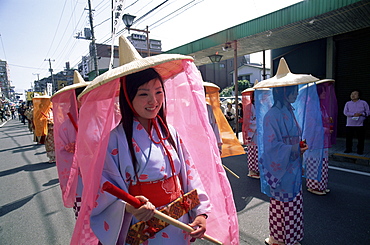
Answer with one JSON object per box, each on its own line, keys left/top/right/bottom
{"left": 43, "top": 0, "right": 68, "bottom": 63}
{"left": 150, "top": 0, "right": 204, "bottom": 30}
{"left": 8, "top": 63, "right": 48, "bottom": 70}
{"left": 51, "top": 0, "right": 81, "bottom": 62}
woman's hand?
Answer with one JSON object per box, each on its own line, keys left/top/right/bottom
{"left": 125, "top": 196, "right": 155, "bottom": 221}
{"left": 188, "top": 214, "right": 207, "bottom": 239}
{"left": 300, "top": 144, "right": 308, "bottom": 154}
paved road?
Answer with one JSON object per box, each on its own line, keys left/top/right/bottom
{"left": 0, "top": 119, "right": 74, "bottom": 245}
{"left": 1, "top": 119, "right": 370, "bottom": 244}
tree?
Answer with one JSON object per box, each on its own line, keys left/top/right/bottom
{"left": 220, "top": 80, "right": 251, "bottom": 97}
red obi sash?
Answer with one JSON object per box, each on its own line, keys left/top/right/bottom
{"left": 129, "top": 175, "right": 182, "bottom": 207}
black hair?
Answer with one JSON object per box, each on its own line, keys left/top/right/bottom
{"left": 119, "top": 68, "right": 177, "bottom": 174}
{"left": 75, "top": 87, "right": 86, "bottom": 98}
{"left": 350, "top": 89, "right": 361, "bottom": 97}
{"left": 272, "top": 85, "right": 298, "bottom": 107}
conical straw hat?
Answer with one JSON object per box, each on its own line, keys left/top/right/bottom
{"left": 51, "top": 71, "right": 90, "bottom": 100}
{"left": 79, "top": 36, "right": 194, "bottom": 98}
{"left": 253, "top": 58, "right": 319, "bottom": 89}
{"left": 316, "top": 79, "right": 335, "bottom": 85}
{"left": 203, "top": 81, "right": 220, "bottom": 94}
{"left": 33, "top": 94, "right": 50, "bottom": 99}
{"left": 242, "top": 79, "right": 258, "bottom": 94}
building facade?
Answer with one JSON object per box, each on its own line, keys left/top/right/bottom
{"left": 0, "top": 60, "right": 12, "bottom": 100}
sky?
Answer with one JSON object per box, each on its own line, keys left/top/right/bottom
{"left": 0, "top": 0, "right": 302, "bottom": 94}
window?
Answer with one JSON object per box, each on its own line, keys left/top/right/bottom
{"left": 238, "top": 75, "right": 250, "bottom": 81}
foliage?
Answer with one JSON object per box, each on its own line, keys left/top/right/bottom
{"left": 220, "top": 80, "right": 251, "bottom": 96}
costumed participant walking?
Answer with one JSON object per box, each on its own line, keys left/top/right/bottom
{"left": 70, "top": 36, "right": 239, "bottom": 245}
{"left": 254, "top": 58, "right": 322, "bottom": 245}
{"left": 203, "top": 84, "right": 245, "bottom": 158}
{"left": 32, "top": 95, "right": 52, "bottom": 144}
{"left": 51, "top": 71, "right": 89, "bottom": 218}
{"left": 24, "top": 105, "right": 34, "bottom": 133}
{"left": 306, "top": 79, "right": 337, "bottom": 195}
{"left": 45, "top": 107, "right": 55, "bottom": 163}
{"left": 241, "top": 87, "right": 259, "bottom": 179}
{"left": 203, "top": 82, "right": 223, "bottom": 154}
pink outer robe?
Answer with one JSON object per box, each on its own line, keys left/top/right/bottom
{"left": 71, "top": 60, "right": 239, "bottom": 245}
{"left": 52, "top": 89, "right": 80, "bottom": 208}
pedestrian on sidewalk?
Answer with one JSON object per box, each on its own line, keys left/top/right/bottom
{"left": 10, "top": 106, "right": 16, "bottom": 119}
{"left": 0, "top": 106, "right": 7, "bottom": 122}
{"left": 343, "top": 89, "right": 369, "bottom": 155}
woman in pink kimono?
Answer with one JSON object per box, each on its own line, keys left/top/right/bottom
{"left": 90, "top": 68, "right": 211, "bottom": 244}
{"left": 51, "top": 72, "right": 89, "bottom": 218}
{"left": 242, "top": 88, "right": 259, "bottom": 179}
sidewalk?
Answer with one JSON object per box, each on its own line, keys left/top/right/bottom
{"left": 238, "top": 131, "right": 370, "bottom": 172}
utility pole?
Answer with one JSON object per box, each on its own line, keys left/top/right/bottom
{"left": 233, "top": 40, "right": 239, "bottom": 136}
{"left": 87, "top": 0, "right": 99, "bottom": 77}
{"left": 44, "top": 58, "right": 55, "bottom": 96}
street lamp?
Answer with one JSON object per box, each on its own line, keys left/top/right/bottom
{"left": 122, "top": 14, "right": 151, "bottom": 57}
{"left": 122, "top": 14, "right": 136, "bottom": 33}
{"left": 208, "top": 53, "right": 223, "bottom": 90}
{"left": 208, "top": 54, "right": 223, "bottom": 63}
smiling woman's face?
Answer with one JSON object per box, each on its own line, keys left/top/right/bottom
{"left": 132, "top": 78, "right": 164, "bottom": 124}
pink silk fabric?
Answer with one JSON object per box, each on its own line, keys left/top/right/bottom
{"left": 70, "top": 60, "right": 239, "bottom": 244}
{"left": 242, "top": 91, "right": 253, "bottom": 145}
{"left": 52, "top": 90, "right": 79, "bottom": 208}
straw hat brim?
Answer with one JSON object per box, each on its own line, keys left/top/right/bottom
{"left": 203, "top": 81, "right": 220, "bottom": 94}
{"left": 51, "top": 82, "right": 90, "bottom": 100}
{"left": 253, "top": 73, "right": 319, "bottom": 89}
{"left": 316, "top": 79, "right": 335, "bottom": 85}
{"left": 33, "top": 94, "right": 50, "bottom": 99}
{"left": 79, "top": 54, "right": 193, "bottom": 99}
{"left": 241, "top": 88, "right": 255, "bottom": 94}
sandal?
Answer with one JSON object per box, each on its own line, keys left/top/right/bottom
{"left": 264, "top": 237, "right": 284, "bottom": 245}
{"left": 248, "top": 174, "right": 260, "bottom": 179}
{"left": 307, "top": 188, "right": 326, "bottom": 195}
{"left": 248, "top": 171, "right": 260, "bottom": 179}
{"left": 265, "top": 237, "right": 301, "bottom": 245}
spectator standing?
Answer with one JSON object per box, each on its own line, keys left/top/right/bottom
{"left": 343, "top": 90, "right": 369, "bottom": 155}
{"left": 225, "top": 102, "right": 236, "bottom": 131}
{"left": 10, "top": 106, "right": 16, "bottom": 119}
{"left": 0, "top": 106, "right": 7, "bottom": 122}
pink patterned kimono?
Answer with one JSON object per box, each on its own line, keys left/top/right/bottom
{"left": 52, "top": 89, "right": 82, "bottom": 209}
